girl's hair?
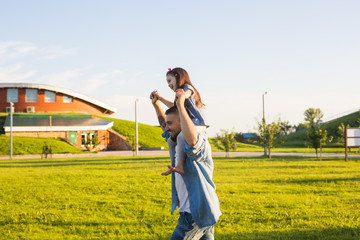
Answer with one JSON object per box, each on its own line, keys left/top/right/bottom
{"left": 166, "top": 67, "right": 205, "bottom": 108}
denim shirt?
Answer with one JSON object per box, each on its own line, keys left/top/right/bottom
{"left": 183, "top": 84, "right": 208, "bottom": 127}
{"left": 164, "top": 131, "right": 222, "bottom": 228}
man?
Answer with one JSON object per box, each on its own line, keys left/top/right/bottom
{"left": 151, "top": 89, "right": 221, "bottom": 240}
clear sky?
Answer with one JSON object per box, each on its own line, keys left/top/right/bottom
{"left": 1, "top": 0, "right": 359, "bottom": 136}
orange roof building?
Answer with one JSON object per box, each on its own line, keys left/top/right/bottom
{"left": 0, "top": 83, "right": 128, "bottom": 151}
{"left": 0, "top": 83, "right": 116, "bottom": 115}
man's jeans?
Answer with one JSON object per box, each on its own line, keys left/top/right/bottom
{"left": 170, "top": 212, "right": 214, "bottom": 240}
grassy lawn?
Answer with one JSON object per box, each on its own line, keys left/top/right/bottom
{"left": 0, "top": 156, "right": 359, "bottom": 239}
{"left": 0, "top": 135, "right": 83, "bottom": 155}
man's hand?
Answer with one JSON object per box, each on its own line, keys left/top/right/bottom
{"left": 150, "top": 91, "right": 160, "bottom": 105}
{"left": 175, "top": 89, "right": 186, "bottom": 108}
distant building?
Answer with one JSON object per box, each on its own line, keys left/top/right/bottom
{"left": 0, "top": 83, "right": 128, "bottom": 151}
{"left": 0, "top": 83, "right": 116, "bottom": 115}
{"left": 242, "top": 133, "right": 256, "bottom": 143}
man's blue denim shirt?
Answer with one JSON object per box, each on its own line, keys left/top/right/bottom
{"left": 162, "top": 131, "right": 221, "bottom": 228}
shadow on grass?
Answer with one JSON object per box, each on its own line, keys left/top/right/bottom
{"left": 243, "top": 165, "right": 348, "bottom": 169}
{"left": 264, "top": 176, "right": 360, "bottom": 185}
{"left": 107, "top": 226, "right": 360, "bottom": 240}
{"left": 1, "top": 221, "right": 359, "bottom": 239}
{"left": 1, "top": 155, "right": 358, "bottom": 169}
{"left": 214, "top": 155, "right": 359, "bottom": 162}
{"left": 0, "top": 157, "right": 169, "bottom": 168}
{"left": 208, "top": 227, "right": 360, "bottom": 240}
{"left": 218, "top": 165, "right": 349, "bottom": 172}
{"left": 215, "top": 155, "right": 314, "bottom": 161}
{"left": 214, "top": 156, "right": 306, "bottom": 162}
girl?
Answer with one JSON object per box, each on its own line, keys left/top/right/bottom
{"left": 153, "top": 67, "right": 207, "bottom": 175}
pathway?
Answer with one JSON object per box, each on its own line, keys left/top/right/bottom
{"left": 0, "top": 150, "right": 359, "bottom": 160}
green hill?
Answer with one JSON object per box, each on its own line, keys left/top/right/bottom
{"left": 0, "top": 135, "right": 83, "bottom": 155}
{"left": 282, "top": 111, "right": 360, "bottom": 147}
{"left": 96, "top": 116, "right": 167, "bottom": 150}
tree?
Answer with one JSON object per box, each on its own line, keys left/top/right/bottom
{"left": 126, "top": 135, "right": 138, "bottom": 156}
{"left": 213, "top": 129, "right": 237, "bottom": 157}
{"left": 337, "top": 123, "right": 350, "bottom": 143}
{"left": 295, "top": 123, "right": 308, "bottom": 132}
{"left": 304, "top": 108, "right": 323, "bottom": 125}
{"left": 279, "top": 121, "right": 293, "bottom": 136}
{"left": 304, "top": 108, "right": 331, "bottom": 160}
{"left": 234, "top": 132, "right": 243, "bottom": 142}
{"left": 84, "top": 132, "right": 100, "bottom": 152}
{"left": 257, "top": 119, "right": 281, "bottom": 159}
{"left": 319, "top": 129, "right": 333, "bottom": 161}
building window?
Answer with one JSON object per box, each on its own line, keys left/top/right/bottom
{"left": 45, "top": 91, "right": 56, "bottom": 102}
{"left": 7, "top": 89, "right": 18, "bottom": 103}
{"left": 26, "top": 89, "right": 38, "bottom": 102}
{"left": 81, "top": 131, "right": 96, "bottom": 146}
{"left": 63, "top": 95, "right": 73, "bottom": 103}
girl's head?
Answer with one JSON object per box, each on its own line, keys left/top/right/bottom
{"left": 166, "top": 67, "right": 204, "bottom": 108}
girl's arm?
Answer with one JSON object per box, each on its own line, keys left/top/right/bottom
{"left": 153, "top": 91, "right": 174, "bottom": 108}
{"left": 184, "top": 88, "right": 193, "bottom": 99}
{"left": 158, "top": 95, "right": 174, "bottom": 108}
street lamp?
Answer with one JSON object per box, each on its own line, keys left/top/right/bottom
{"left": 262, "top": 91, "right": 268, "bottom": 156}
{"left": 135, "top": 99, "right": 139, "bottom": 156}
{"left": 10, "top": 102, "right": 14, "bottom": 159}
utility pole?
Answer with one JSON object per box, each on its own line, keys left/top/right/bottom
{"left": 262, "top": 92, "right": 268, "bottom": 156}
{"left": 135, "top": 99, "right": 139, "bottom": 156}
{"left": 10, "top": 102, "right": 14, "bottom": 159}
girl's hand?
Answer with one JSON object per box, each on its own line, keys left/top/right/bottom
{"left": 151, "top": 91, "right": 174, "bottom": 108}
{"left": 150, "top": 91, "right": 159, "bottom": 105}
{"left": 152, "top": 91, "right": 162, "bottom": 100}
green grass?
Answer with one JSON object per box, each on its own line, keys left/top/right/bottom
{"left": 272, "top": 147, "right": 359, "bottom": 154}
{"left": 96, "top": 116, "right": 167, "bottom": 149}
{"left": 0, "top": 135, "right": 83, "bottom": 155}
{"left": 0, "top": 156, "right": 359, "bottom": 239}
{"left": 210, "top": 140, "right": 359, "bottom": 154}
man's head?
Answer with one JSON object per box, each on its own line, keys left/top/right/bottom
{"left": 165, "top": 106, "right": 181, "bottom": 140}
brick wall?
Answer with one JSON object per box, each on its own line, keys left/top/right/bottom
{"left": 0, "top": 88, "right": 111, "bottom": 116}
{"left": 108, "top": 129, "right": 130, "bottom": 150}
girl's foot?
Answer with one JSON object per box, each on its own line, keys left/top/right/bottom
{"left": 161, "top": 165, "right": 184, "bottom": 175}
{"left": 161, "top": 168, "right": 172, "bottom": 176}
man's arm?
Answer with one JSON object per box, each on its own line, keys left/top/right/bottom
{"left": 175, "top": 89, "right": 198, "bottom": 146}
{"left": 150, "top": 91, "right": 166, "bottom": 131}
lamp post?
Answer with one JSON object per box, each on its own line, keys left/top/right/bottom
{"left": 10, "top": 102, "right": 14, "bottom": 159}
{"left": 135, "top": 99, "right": 139, "bottom": 156}
{"left": 262, "top": 92, "right": 268, "bottom": 156}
